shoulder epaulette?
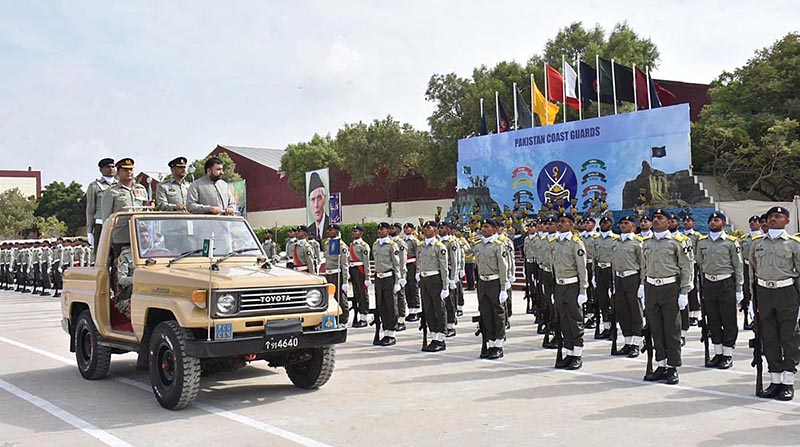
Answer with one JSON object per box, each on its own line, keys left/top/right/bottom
{"left": 726, "top": 235, "right": 737, "bottom": 242}
{"left": 635, "top": 235, "right": 645, "bottom": 242}
{"left": 572, "top": 234, "right": 582, "bottom": 243}
{"left": 792, "top": 235, "right": 800, "bottom": 244}
{"left": 435, "top": 241, "right": 445, "bottom": 248}
{"left": 592, "top": 233, "right": 600, "bottom": 238}
{"left": 611, "top": 234, "right": 620, "bottom": 240}
{"left": 698, "top": 234, "right": 708, "bottom": 240}
{"left": 388, "top": 239, "right": 395, "bottom": 246}
{"left": 674, "top": 234, "right": 689, "bottom": 242}
{"left": 495, "top": 239, "right": 504, "bottom": 245}
{"left": 640, "top": 235, "right": 652, "bottom": 241}
{"left": 752, "top": 234, "right": 765, "bottom": 240}
{"left": 416, "top": 240, "right": 424, "bottom": 247}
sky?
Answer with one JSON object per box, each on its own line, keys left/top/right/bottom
{"left": 1, "top": 0, "right": 798, "bottom": 189}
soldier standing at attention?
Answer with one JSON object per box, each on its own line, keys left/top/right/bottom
{"left": 156, "top": 157, "right": 189, "bottom": 212}
{"left": 31, "top": 242, "right": 41, "bottom": 294}
{"left": 611, "top": 215, "right": 645, "bottom": 358}
{"left": 403, "top": 223, "right": 422, "bottom": 322}
{"left": 740, "top": 215, "right": 762, "bottom": 329}
{"left": 639, "top": 215, "right": 653, "bottom": 238}
{"left": 292, "top": 226, "right": 318, "bottom": 275}
{"left": 348, "top": 225, "right": 371, "bottom": 328}
{"left": 581, "top": 219, "right": 598, "bottom": 329}
{"left": 523, "top": 222, "right": 538, "bottom": 315}
{"left": 476, "top": 218, "right": 509, "bottom": 360}
{"left": 683, "top": 215, "right": 703, "bottom": 328}
{"left": 51, "top": 238, "right": 63, "bottom": 297}
{"left": 695, "top": 211, "right": 743, "bottom": 369}
{"left": 642, "top": 209, "right": 693, "bottom": 385}
{"left": 323, "top": 224, "right": 350, "bottom": 325}
{"left": 372, "top": 222, "right": 402, "bottom": 346}
{"left": 86, "top": 158, "right": 116, "bottom": 262}
{"left": 261, "top": 230, "right": 277, "bottom": 260}
{"left": 417, "top": 221, "right": 450, "bottom": 352}
{"left": 539, "top": 216, "right": 558, "bottom": 347}
{"left": 594, "top": 216, "right": 618, "bottom": 339}
{"left": 40, "top": 241, "right": 52, "bottom": 296}
{"left": 749, "top": 206, "right": 800, "bottom": 401}
{"left": 438, "top": 223, "right": 460, "bottom": 337}
{"left": 390, "top": 223, "right": 409, "bottom": 331}
{"left": 551, "top": 212, "right": 588, "bottom": 370}
{"left": 285, "top": 228, "right": 297, "bottom": 269}
{"left": 668, "top": 213, "right": 692, "bottom": 345}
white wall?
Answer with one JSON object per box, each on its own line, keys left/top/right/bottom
{"left": 0, "top": 177, "right": 37, "bottom": 198}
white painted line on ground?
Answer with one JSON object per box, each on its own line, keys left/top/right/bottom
{"left": 0, "top": 335, "right": 334, "bottom": 447}
{"left": 0, "top": 377, "right": 135, "bottom": 447}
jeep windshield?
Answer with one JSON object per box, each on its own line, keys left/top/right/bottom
{"left": 133, "top": 216, "right": 264, "bottom": 260}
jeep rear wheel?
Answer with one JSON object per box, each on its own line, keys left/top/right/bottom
{"left": 74, "top": 310, "right": 111, "bottom": 380}
{"left": 286, "top": 346, "right": 335, "bottom": 389}
{"left": 148, "top": 321, "right": 201, "bottom": 410}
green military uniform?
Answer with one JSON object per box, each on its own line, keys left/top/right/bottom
{"left": 292, "top": 238, "right": 318, "bottom": 274}
{"left": 612, "top": 228, "right": 646, "bottom": 356}
{"left": 392, "top": 232, "right": 409, "bottom": 324}
{"left": 498, "top": 232, "right": 515, "bottom": 320}
{"left": 116, "top": 247, "right": 135, "bottom": 319}
{"left": 696, "top": 228, "right": 743, "bottom": 366}
{"left": 595, "top": 229, "right": 619, "bottom": 328}
{"left": 348, "top": 235, "right": 371, "bottom": 324}
{"left": 417, "top": 227, "right": 450, "bottom": 351}
{"left": 441, "top": 232, "right": 461, "bottom": 332}
{"left": 51, "top": 243, "right": 63, "bottom": 295}
{"left": 582, "top": 230, "right": 598, "bottom": 324}
{"left": 551, "top": 227, "right": 588, "bottom": 368}
{"left": 40, "top": 244, "right": 52, "bottom": 295}
{"left": 372, "top": 228, "right": 402, "bottom": 342}
{"left": 404, "top": 230, "right": 421, "bottom": 318}
{"left": 684, "top": 227, "right": 703, "bottom": 319}
{"left": 86, "top": 174, "right": 117, "bottom": 261}
{"left": 155, "top": 179, "right": 189, "bottom": 211}
{"left": 261, "top": 238, "right": 276, "bottom": 259}
{"left": 323, "top": 235, "right": 350, "bottom": 324}
{"left": 100, "top": 180, "right": 149, "bottom": 247}
{"left": 31, "top": 245, "right": 42, "bottom": 294}
{"left": 285, "top": 237, "right": 297, "bottom": 269}
{"left": 536, "top": 229, "right": 557, "bottom": 335}
{"left": 523, "top": 231, "right": 538, "bottom": 309}
{"left": 476, "top": 228, "right": 509, "bottom": 359}
{"left": 740, "top": 228, "right": 762, "bottom": 314}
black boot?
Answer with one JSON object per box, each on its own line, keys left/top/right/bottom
{"left": 627, "top": 346, "right": 640, "bottom": 358}
{"left": 665, "top": 367, "right": 679, "bottom": 385}
{"left": 644, "top": 366, "right": 668, "bottom": 382}
{"left": 758, "top": 383, "right": 783, "bottom": 399}
{"left": 555, "top": 355, "right": 572, "bottom": 369}
{"left": 778, "top": 384, "right": 794, "bottom": 401}
{"left": 718, "top": 356, "right": 733, "bottom": 369}
{"left": 706, "top": 354, "right": 723, "bottom": 368}
{"left": 396, "top": 322, "right": 407, "bottom": 332}
{"left": 614, "top": 344, "right": 632, "bottom": 356}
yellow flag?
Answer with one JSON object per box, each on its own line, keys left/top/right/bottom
{"left": 532, "top": 78, "right": 559, "bottom": 126}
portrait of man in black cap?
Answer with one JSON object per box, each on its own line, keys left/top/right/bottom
{"left": 306, "top": 170, "right": 330, "bottom": 241}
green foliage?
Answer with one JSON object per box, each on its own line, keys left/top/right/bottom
{"left": 188, "top": 152, "right": 242, "bottom": 183}
{"left": 692, "top": 33, "right": 800, "bottom": 200}
{"left": 280, "top": 133, "right": 341, "bottom": 194}
{"left": 254, "top": 222, "right": 379, "bottom": 250}
{"left": 0, "top": 188, "right": 39, "bottom": 239}
{"left": 35, "top": 181, "right": 84, "bottom": 236}
{"left": 37, "top": 215, "right": 68, "bottom": 238}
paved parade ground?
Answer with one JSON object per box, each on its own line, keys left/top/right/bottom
{"left": 1, "top": 289, "right": 799, "bottom": 447}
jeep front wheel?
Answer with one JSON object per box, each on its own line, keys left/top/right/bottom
{"left": 74, "top": 310, "right": 111, "bottom": 380}
{"left": 286, "top": 346, "right": 335, "bottom": 389}
{"left": 148, "top": 321, "right": 201, "bottom": 410}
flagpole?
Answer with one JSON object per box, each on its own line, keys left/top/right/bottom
{"left": 611, "top": 58, "right": 618, "bottom": 115}
{"left": 595, "top": 54, "right": 600, "bottom": 118}
{"left": 633, "top": 62, "right": 638, "bottom": 111}
{"left": 480, "top": 97, "right": 485, "bottom": 126}
{"left": 646, "top": 67, "right": 652, "bottom": 110}
{"left": 544, "top": 62, "right": 549, "bottom": 125}
{"left": 561, "top": 55, "right": 567, "bottom": 123}
{"left": 513, "top": 82, "right": 519, "bottom": 130}
{"left": 530, "top": 73, "right": 536, "bottom": 128}
{"left": 576, "top": 57, "right": 582, "bottom": 121}
{"left": 495, "top": 91, "right": 500, "bottom": 132}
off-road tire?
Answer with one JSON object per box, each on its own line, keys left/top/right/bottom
{"left": 74, "top": 310, "right": 112, "bottom": 380}
{"left": 286, "top": 346, "right": 335, "bottom": 389}
{"left": 149, "top": 321, "right": 201, "bottom": 410}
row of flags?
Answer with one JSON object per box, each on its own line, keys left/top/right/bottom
{"left": 480, "top": 56, "right": 678, "bottom": 134}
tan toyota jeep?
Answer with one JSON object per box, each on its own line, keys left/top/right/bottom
{"left": 61, "top": 212, "right": 346, "bottom": 410}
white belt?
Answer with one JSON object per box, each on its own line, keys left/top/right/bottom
{"left": 704, "top": 273, "right": 732, "bottom": 282}
{"left": 597, "top": 262, "right": 611, "bottom": 269}
{"left": 744, "top": 260, "right": 750, "bottom": 265}
{"left": 421, "top": 270, "right": 440, "bottom": 277}
{"left": 406, "top": 258, "right": 416, "bottom": 264}
{"left": 586, "top": 259, "right": 594, "bottom": 264}
{"left": 480, "top": 274, "right": 500, "bottom": 281}
{"left": 540, "top": 266, "right": 552, "bottom": 272}
{"left": 376, "top": 271, "right": 394, "bottom": 279}
{"left": 94, "top": 218, "right": 103, "bottom": 224}
{"left": 525, "top": 258, "right": 535, "bottom": 263}
{"left": 615, "top": 270, "right": 639, "bottom": 278}
{"left": 646, "top": 276, "right": 677, "bottom": 286}
{"left": 350, "top": 261, "right": 364, "bottom": 266}
{"left": 326, "top": 269, "right": 340, "bottom": 274}
{"left": 556, "top": 276, "right": 579, "bottom": 285}
{"left": 757, "top": 278, "right": 794, "bottom": 289}
{"left": 295, "top": 266, "right": 309, "bottom": 272}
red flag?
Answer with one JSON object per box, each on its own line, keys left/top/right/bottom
{"left": 634, "top": 66, "right": 650, "bottom": 109}
{"left": 654, "top": 82, "right": 677, "bottom": 106}
{"left": 546, "top": 64, "right": 580, "bottom": 110}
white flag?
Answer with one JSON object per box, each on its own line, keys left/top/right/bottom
{"left": 562, "top": 59, "right": 579, "bottom": 102}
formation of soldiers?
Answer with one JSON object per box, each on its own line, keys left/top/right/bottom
{"left": 0, "top": 239, "right": 91, "bottom": 296}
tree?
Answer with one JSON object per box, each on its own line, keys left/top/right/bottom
{"left": 188, "top": 152, "right": 242, "bottom": 183}
{"left": 336, "top": 116, "right": 426, "bottom": 217}
{"left": 280, "top": 133, "right": 341, "bottom": 194}
{"left": 35, "top": 181, "right": 84, "bottom": 236}
{"left": 692, "top": 33, "right": 800, "bottom": 200}
{"left": 423, "top": 21, "right": 661, "bottom": 188}
{"left": 37, "top": 215, "right": 68, "bottom": 238}
{"left": 0, "top": 188, "right": 38, "bottom": 239}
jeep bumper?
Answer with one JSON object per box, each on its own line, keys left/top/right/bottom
{"left": 184, "top": 326, "right": 347, "bottom": 358}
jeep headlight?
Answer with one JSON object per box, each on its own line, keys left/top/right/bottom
{"left": 305, "top": 289, "right": 324, "bottom": 308}
{"left": 217, "top": 294, "right": 237, "bottom": 314}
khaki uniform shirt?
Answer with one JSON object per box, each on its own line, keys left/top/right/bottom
{"left": 594, "top": 231, "right": 619, "bottom": 264}
{"left": 86, "top": 177, "right": 116, "bottom": 232}
{"left": 100, "top": 182, "right": 149, "bottom": 244}
{"left": 323, "top": 237, "right": 349, "bottom": 283}
{"left": 372, "top": 237, "right": 401, "bottom": 287}
{"left": 156, "top": 178, "right": 189, "bottom": 211}
{"left": 476, "top": 235, "right": 509, "bottom": 290}
{"left": 404, "top": 234, "right": 418, "bottom": 268}
{"left": 52, "top": 245, "right": 62, "bottom": 266}
{"left": 523, "top": 234, "right": 537, "bottom": 262}
{"left": 642, "top": 233, "right": 694, "bottom": 294}
{"left": 582, "top": 232, "right": 597, "bottom": 263}
{"left": 441, "top": 236, "right": 460, "bottom": 282}
{"left": 392, "top": 236, "right": 408, "bottom": 277}
{"left": 749, "top": 232, "right": 800, "bottom": 281}
{"left": 292, "top": 239, "right": 317, "bottom": 274}
{"left": 416, "top": 238, "right": 449, "bottom": 290}
{"left": 696, "top": 232, "right": 744, "bottom": 293}
{"left": 551, "top": 232, "right": 589, "bottom": 295}
{"left": 117, "top": 247, "right": 135, "bottom": 288}
{"left": 261, "top": 239, "right": 276, "bottom": 259}
{"left": 612, "top": 233, "right": 645, "bottom": 284}
{"left": 349, "top": 239, "right": 371, "bottom": 278}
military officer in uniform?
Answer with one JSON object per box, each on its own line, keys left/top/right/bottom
{"left": 156, "top": 157, "right": 189, "bottom": 211}
{"left": 642, "top": 209, "right": 693, "bottom": 385}
{"left": 683, "top": 215, "right": 703, "bottom": 327}
{"left": 523, "top": 222, "right": 538, "bottom": 315}
{"left": 51, "top": 238, "right": 63, "bottom": 297}
{"left": 86, "top": 158, "right": 116, "bottom": 262}
{"left": 551, "top": 212, "right": 588, "bottom": 370}
{"left": 291, "top": 226, "right": 318, "bottom": 274}
{"left": 496, "top": 222, "right": 515, "bottom": 326}
{"left": 30, "top": 242, "right": 41, "bottom": 294}
{"left": 417, "top": 221, "right": 450, "bottom": 352}
{"left": 100, "top": 158, "right": 151, "bottom": 256}
{"left": 390, "top": 223, "right": 409, "bottom": 331}
{"left": 538, "top": 216, "right": 558, "bottom": 346}
{"left": 323, "top": 224, "right": 350, "bottom": 325}
{"left": 261, "top": 230, "right": 277, "bottom": 261}
{"left": 40, "top": 241, "right": 52, "bottom": 296}
{"left": 285, "top": 228, "right": 297, "bottom": 269}
{"left": 639, "top": 215, "right": 653, "bottom": 238}
{"left": 403, "top": 223, "right": 422, "bottom": 322}
{"left": 696, "top": 211, "right": 743, "bottom": 369}
{"left": 476, "top": 218, "right": 509, "bottom": 359}
{"left": 740, "top": 215, "right": 762, "bottom": 329}
{"left": 612, "top": 215, "right": 645, "bottom": 357}
{"left": 750, "top": 206, "right": 800, "bottom": 401}
{"left": 668, "top": 214, "right": 692, "bottom": 345}
{"left": 594, "top": 216, "right": 618, "bottom": 338}
{"left": 372, "top": 222, "right": 402, "bottom": 346}
{"left": 439, "top": 223, "right": 460, "bottom": 337}
{"left": 348, "top": 225, "right": 371, "bottom": 327}
{"left": 581, "top": 218, "right": 598, "bottom": 329}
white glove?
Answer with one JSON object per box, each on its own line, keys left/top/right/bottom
{"left": 637, "top": 284, "right": 645, "bottom": 299}
{"left": 591, "top": 277, "right": 597, "bottom": 288}
{"left": 399, "top": 278, "right": 407, "bottom": 287}
{"left": 440, "top": 290, "right": 449, "bottom": 300}
{"left": 393, "top": 283, "right": 401, "bottom": 293}
{"left": 678, "top": 294, "right": 688, "bottom": 310}
{"left": 87, "top": 232, "right": 94, "bottom": 247}
{"left": 577, "top": 294, "right": 587, "bottom": 306}
{"left": 459, "top": 270, "right": 465, "bottom": 278}
{"left": 550, "top": 294, "right": 555, "bottom": 304}
{"left": 499, "top": 290, "right": 508, "bottom": 303}
{"left": 449, "top": 279, "right": 457, "bottom": 290}
{"left": 415, "top": 272, "right": 420, "bottom": 282}
{"left": 749, "top": 300, "right": 754, "bottom": 316}
{"left": 341, "top": 283, "right": 350, "bottom": 293}
{"left": 364, "top": 279, "right": 372, "bottom": 287}
{"left": 736, "top": 291, "right": 744, "bottom": 304}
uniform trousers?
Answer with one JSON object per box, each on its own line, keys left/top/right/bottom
{"left": 702, "top": 277, "right": 738, "bottom": 347}
{"left": 614, "top": 274, "right": 643, "bottom": 337}
{"left": 349, "top": 266, "right": 369, "bottom": 315}
{"left": 596, "top": 266, "right": 613, "bottom": 321}
{"left": 325, "top": 272, "right": 349, "bottom": 324}
{"left": 374, "top": 275, "right": 398, "bottom": 332}
{"left": 477, "top": 279, "right": 505, "bottom": 342}
{"left": 554, "top": 283, "right": 584, "bottom": 351}
{"left": 645, "top": 281, "right": 682, "bottom": 367}
{"left": 405, "top": 263, "right": 420, "bottom": 310}
{"left": 420, "top": 275, "right": 446, "bottom": 334}
{"left": 756, "top": 284, "right": 800, "bottom": 373}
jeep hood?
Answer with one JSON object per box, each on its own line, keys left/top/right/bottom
{"left": 133, "top": 264, "right": 327, "bottom": 289}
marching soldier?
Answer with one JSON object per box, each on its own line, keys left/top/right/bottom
{"left": 261, "top": 230, "right": 277, "bottom": 260}
{"left": 551, "top": 212, "right": 588, "bottom": 370}
{"left": 31, "top": 241, "right": 41, "bottom": 294}
{"left": 683, "top": 215, "right": 703, "bottom": 328}
{"left": 403, "top": 223, "right": 422, "bottom": 322}
{"left": 594, "top": 216, "right": 619, "bottom": 339}
{"left": 476, "top": 218, "right": 509, "bottom": 359}
{"left": 642, "top": 209, "right": 693, "bottom": 385}
{"left": 155, "top": 157, "right": 190, "bottom": 211}
{"left": 291, "top": 226, "right": 318, "bottom": 275}
{"left": 348, "top": 225, "right": 371, "bottom": 327}
{"left": 417, "top": 221, "right": 450, "bottom": 352}
{"left": 696, "top": 211, "right": 743, "bottom": 369}
{"left": 322, "top": 224, "right": 350, "bottom": 325}
{"left": 16, "top": 244, "right": 28, "bottom": 292}
{"left": 0, "top": 243, "right": 8, "bottom": 290}
{"left": 390, "top": 223, "right": 409, "bottom": 331}
{"left": 86, "top": 158, "right": 116, "bottom": 262}
{"left": 372, "top": 222, "right": 402, "bottom": 346}
{"left": 740, "top": 215, "right": 762, "bottom": 329}
{"left": 612, "top": 215, "right": 645, "bottom": 357}
{"left": 439, "top": 223, "right": 460, "bottom": 337}
{"left": 749, "top": 206, "right": 800, "bottom": 401}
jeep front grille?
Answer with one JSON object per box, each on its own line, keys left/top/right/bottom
{"left": 237, "top": 287, "right": 314, "bottom": 315}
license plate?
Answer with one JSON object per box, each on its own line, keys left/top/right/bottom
{"left": 215, "top": 323, "right": 233, "bottom": 340}
{"left": 265, "top": 334, "right": 300, "bottom": 350}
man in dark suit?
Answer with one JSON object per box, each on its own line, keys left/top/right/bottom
{"left": 307, "top": 172, "right": 330, "bottom": 241}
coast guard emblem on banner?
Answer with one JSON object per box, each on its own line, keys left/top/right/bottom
{"left": 537, "top": 160, "right": 578, "bottom": 205}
